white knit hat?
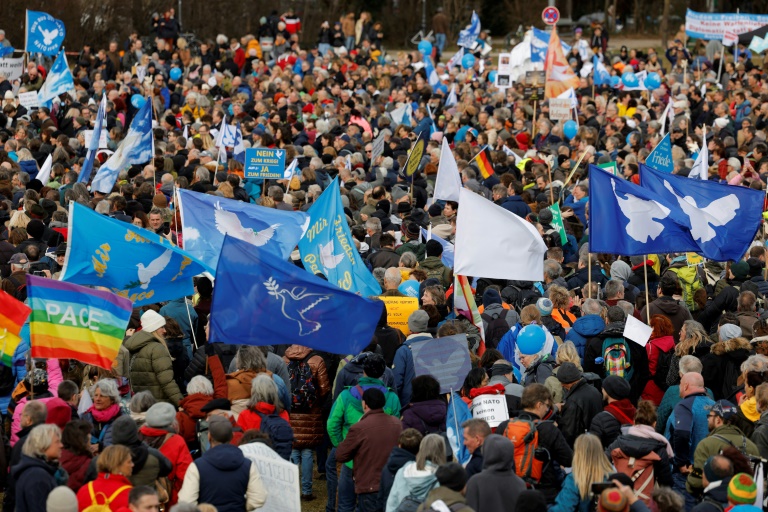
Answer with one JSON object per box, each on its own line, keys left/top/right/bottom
{"left": 140, "top": 310, "right": 166, "bottom": 333}
{"left": 46, "top": 486, "right": 78, "bottom": 512}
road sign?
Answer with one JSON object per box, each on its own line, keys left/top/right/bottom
{"left": 542, "top": 6, "right": 560, "bottom": 25}
{"left": 244, "top": 148, "right": 286, "bottom": 179}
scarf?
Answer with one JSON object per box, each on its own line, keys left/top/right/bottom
{"left": 88, "top": 403, "right": 121, "bottom": 423}
{"left": 627, "top": 424, "right": 674, "bottom": 458}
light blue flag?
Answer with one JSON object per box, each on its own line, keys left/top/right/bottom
{"left": 639, "top": 164, "right": 764, "bottom": 261}
{"left": 458, "top": 11, "right": 481, "bottom": 48}
{"left": 593, "top": 55, "right": 612, "bottom": 86}
{"left": 424, "top": 55, "right": 447, "bottom": 95}
{"left": 445, "top": 85, "right": 458, "bottom": 107}
{"left": 588, "top": 165, "right": 699, "bottom": 256}
{"left": 210, "top": 235, "right": 384, "bottom": 355}
{"left": 0, "top": 47, "right": 14, "bottom": 58}
{"left": 233, "top": 123, "right": 245, "bottom": 164}
{"left": 214, "top": 121, "right": 244, "bottom": 163}
{"left": 37, "top": 49, "right": 73, "bottom": 108}
{"left": 421, "top": 227, "right": 454, "bottom": 268}
{"left": 178, "top": 188, "right": 309, "bottom": 272}
{"left": 60, "top": 203, "right": 208, "bottom": 305}
{"left": 77, "top": 95, "right": 107, "bottom": 184}
{"left": 389, "top": 103, "right": 412, "bottom": 126}
{"left": 531, "top": 28, "right": 572, "bottom": 63}
{"left": 25, "top": 10, "right": 65, "bottom": 55}
{"left": 646, "top": 132, "right": 674, "bottom": 173}
{"left": 298, "top": 178, "right": 382, "bottom": 296}
{"left": 91, "top": 97, "right": 153, "bottom": 193}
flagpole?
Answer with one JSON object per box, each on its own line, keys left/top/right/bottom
{"left": 547, "top": 162, "right": 555, "bottom": 205}
{"left": 532, "top": 100, "right": 538, "bottom": 140}
{"left": 587, "top": 252, "right": 592, "bottom": 299}
{"left": 643, "top": 255, "right": 651, "bottom": 324}
{"left": 149, "top": 89, "right": 157, "bottom": 190}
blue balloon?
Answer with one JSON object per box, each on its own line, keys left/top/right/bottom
{"left": 461, "top": 53, "right": 476, "bottom": 70}
{"left": 131, "top": 94, "right": 145, "bottom": 109}
{"left": 610, "top": 75, "right": 621, "bottom": 88}
{"left": 418, "top": 40, "right": 433, "bottom": 56}
{"left": 170, "top": 67, "right": 182, "bottom": 81}
{"left": 398, "top": 280, "right": 420, "bottom": 298}
{"left": 488, "top": 70, "right": 498, "bottom": 83}
{"left": 517, "top": 325, "right": 546, "bottom": 355}
{"left": 622, "top": 71, "right": 638, "bottom": 88}
{"left": 644, "top": 71, "right": 661, "bottom": 90}
{"left": 563, "top": 120, "right": 578, "bottom": 140}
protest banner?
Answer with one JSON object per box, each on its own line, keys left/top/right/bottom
{"left": 549, "top": 98, "right": 572, "bottom": 121}
{"left": 240, "top": 442, "right": 300, "bottom": 512}
{"left": 0, "top": 57, "right": 24, "bottom": 82}
{"left": 685, "top": 9, "right": 768, "bottom": 40}
{"left": 83, "top": 129, "right": 108, "bottom": 149}
{"left": 380, "top": 297, "right": 419, "bottom": 335}
{"left": 245, "top": 148, "right": 286, "bottom": 179}
{"left": 18, "top": 91, "right": 39, "bottom": 109}
{"left": 411, "top": 334, "right": 472, "bottom": 394}
{"left": 471, "top": 395, "right": 509, "bottom": 427}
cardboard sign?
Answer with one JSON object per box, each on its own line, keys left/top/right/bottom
{"left": 0, "top": 57, "right": 25, "bottom": 81}
{"left": 18, "top": 91, "right": 39, "bottom": 109}
{"left": 524, "top": 71, "right": 546, "bottom": 101}
{"left": 240, "top": 442, "right": 300, "bottom": 512}
{"left": 245, "top": 148, "right": 287, "bottom": 179}
{"left": 549, "top": 98, "right": 572, "bottom": 121}
{"left": 83, "top": 129, "right": 108, "bottom": 149}
{"left": 380, "top": 296, "right": 419, "bottom": 335}
{"left": 471, "top": 395, "right": 509, "bottom": 427}
{"left": 723, "top": 30, "right": 739, "bottom": 47}
{"left": 623, "top": 315, "right": 653, "bottom": 348}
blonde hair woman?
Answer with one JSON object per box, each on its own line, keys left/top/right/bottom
{"left": 550, "top": 434, "right": 614, "bottom": 512}
{"left": 76, "top": 444, "right": 133, "bottom": 510}
{"left": 667, "top": 320, "right": 710, "bottom": 387}
{"left": 545, "top": 341, "right": 582, "bottom": 403}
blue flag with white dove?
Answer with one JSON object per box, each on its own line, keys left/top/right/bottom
{"left": 77, "top": 95, "right": 107, "bottom": 184}
{"left": 531, "top": 27, "right": 572, "bottom": 63}
{"left": 424, "top": 55, "right": 447, "bottom": 95}
{"left": 389, "top": 103, "right": 412, "bottom": 126}
{"left": 178, "top": 188, "right": 309, "bottom": 273}
{"left": 593, "top": 55, "right": 612, "bottom": 86}
{"left": 60, "top": 203, "right": 208, "bottom": 306}
{"left": 25, "top": 10, "right": 66, "bottom": 55}
{"left": 37, "top": 49, "right": 74, "bottom": 108}
{"left": 91, "top": 97, "right": 153, "bottom": 193}
{"left": 588, "top": 165, "right": 699, "bottom": 256}
{"left": 215, "top": 122, "right": 245, "bottom": 164}
{"left": 458, "top": 11, "right": 481, "bottom": 48}
{"left": 298, "top": 178, "right": 382, "bottom": 296}
{"left": 646, "top": 132, "right": 674, "bottom": 173}
{"left": 639, "top": 164, "right": 764, "bottom": 261}
{"left": 209, "top": 235, "right": 383, "bottom": 354}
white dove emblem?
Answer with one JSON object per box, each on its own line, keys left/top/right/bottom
{"left": 137, "top": 249, "right": 173, "bottom": 289}
{"left": 38, "top": 26, "right": 59, "bottom": 45}
{"left": 319, "top": 240, "right": 344, "bottom": 270}
{"left": 612, "top": 180, "right": 670, "bottom": 243}
{"left": 662, "top": 180, "right": 739, "bottom": 243}
{"left": 264, "top": 278, "right": 331, "bottom": 336}
{"left": 214, "top": 202, "right": 279, "bottom": 247}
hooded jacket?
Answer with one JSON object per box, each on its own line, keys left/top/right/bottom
{"left": 386, "top": 461, "right": 439, "bottom": 512}
{"left": 703, "top": 337, "right": 751, "bottom": 401}
{"left": 690, "top": 480, "right": 729, "bottom": 512}
{"left": 393, "top": 333, "right": 433, "bottom": 409}
{"left": 374, "top": 308, "right": 406, "bottom": 367}
{"left": 138, "top": 426, "right": 193, "bottom": 505}
{"left": 401, "top": 398, "right": 447, "bottom": 434}
{"left": 606, "top": 429, "right": 674, "bottom": 488}
{"left": 333, "top": 352, "right": 396, "bottom": 400}
{"left": 124, "top": 330, "right": 183, "bottom": 406}
{"left": 564, "top": 314, "right": 605, "bottom": 359}
{"left": 560, "top": 378, "right": 604, "bottom": 446}
{"left": 642, "top": 334, "right": 676, "bottom": 405}
{"left": 640, "top": 296, "right": 692, "bottom": 344}
{"left": 378, "top": 447, "right": 416, "bottom": 505}
{"left": 589, "top": 399, "right": 636, "bottom": 447}
{"left": 566, "top": 265, "right": 608, "bottom": 290}
{"left": 418, "top": 487, "right": 474, "bottom": 512}
{"left": 465, "top": 434, "right": 527, "bottom": 512}
{"left": 12, "top": 454, "right": 58, "bottom": 512}
{"left": 283, "top": 345, "right": 331, "bottom": 448}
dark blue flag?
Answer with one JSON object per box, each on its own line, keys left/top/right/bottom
{"left": 210, "top": 235, "right": 383, "bottom": 355}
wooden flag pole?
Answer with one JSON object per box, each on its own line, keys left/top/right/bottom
{"left": 532, "top": 100, "right": 538, "bottom": 139}
{"left": 644, "top": 255, "right": 651, "bottom": 324}
{"left": 547, "top": 162, "right": 555, "bottom": 205}
{"left": 587, "top": 252, "right": 592, "bottom": 299}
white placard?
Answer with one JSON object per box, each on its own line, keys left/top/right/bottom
{"left": 549, "top": 98, "right": 573, "bottom": 121}
{"left": 471, "top": 395, "right": 509, "bottom": 428}
{"left": 623, "top": 315, "right": 653, "bottom": 347}
{"left": 83, "top": 129, "right": 108, "bottom": 149}
{"left": 0, "top": 57, "right": 24, "bottom": 82}
{"left": 135, "top": 65, "right": 146, "bottom": 83}
{"left": 240, "top": 442, "right": 301, "bottom": 512}
{"left": 18, "top": 91, "right": 39, "bottom": 109}
{"left": 723, "top": 30, "right": 739, "bottom": 47}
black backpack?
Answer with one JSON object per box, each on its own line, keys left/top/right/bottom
{"left": 652, "top": 344, "right": 674, "bottom": 391}
{"left": 255, "top": 411, "right": 294, "bottom": 460}
{"left": 287, "top": 354, "right": 318, "bottom": 412}
{"left": 501, "top": 284, "right": 541, "bottom": 311}
{"left": 481, "top": 309, "right": 510, "bottom": 349}
{"left": 4, "top": 274, "right": 27, "bottom": 302}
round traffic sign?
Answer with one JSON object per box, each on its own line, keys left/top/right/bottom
{"left": 542, "top": 6, "right": 560, "bottom": 25}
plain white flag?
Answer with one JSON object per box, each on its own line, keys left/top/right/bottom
{"left": 433, "top": 138, "right": 462, "bottom": 202}
{"left": 689, "top": 125, "right": 709, "bottom": 180}
{"left": 35, "top": 154, "right": 53, "bottom": 186}
{"left": 454, "top": 188, "right": 547, "bottom": 281}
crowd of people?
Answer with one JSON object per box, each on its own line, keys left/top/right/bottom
{"left": 1, "top": 4, "right": 768, "bottom": 512}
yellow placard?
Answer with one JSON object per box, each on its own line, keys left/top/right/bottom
{"left": 380, "top": 297, "right": 420, "bottom": 335}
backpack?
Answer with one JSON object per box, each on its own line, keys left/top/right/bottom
{"left": 651, "top": 343, "right": 674, "bottom": 391}
{"left": 504, "top": 417, "right": 546, "bottom": 484}
{"left": 712, "top": 434, "right": 749, "bottom": 457}
{"left": 82, "top": 482, "right": 131, "bottom": 512}
{"left": 665, "top": 267, "right": 702, "bottom": 311}
{"left": 501, "top": 284, "right": 541, "bottom": 311}
{"left": 256, "top": 411, "right": 294, "bottom": 460}
{"left": 481, "top": 309, "right": 510, "bottom": 349}
{"left": 611, "top": 447, "right": 660, "bottom": 506}
{"left": 424, "top": 262, "right": 451, "bottom": 288}
{"left": 602, "top": 336, "right": 633, "bottom": 380}
{"left": 4, "top": 274, "right": 26, "bottom": 302}
{"left": 287, "top": 354, "right": 318, "bottom": 412}
{"left": 396, "top": 494, "right": 425, "bottom": 512}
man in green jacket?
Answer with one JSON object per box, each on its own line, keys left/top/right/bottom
{"left": 688, "top": 400, "right": 760, "bottom": 494}
{"left": 124, "top": 310, "right": 183, "bottom": 406}
{"left": 327, "top": 353, "right": 400, "bottom": 512}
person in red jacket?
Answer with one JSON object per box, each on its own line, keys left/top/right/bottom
{"left": 236, "top": 374, "right": 291, "bottom": 431}
{"left": 230, "top": 38, "right": 246, "bottom": 73}
{"left": 642, "top": 315, "right": 677, "bottom": 405}
{"left": 176, "top": 350, "right": 227, "bottom": 449}
{"left": 76, "top": 444, "right": 133, "bottom": 511}
{"left": 138, "top": 402, "right": 193, "bottom": 507}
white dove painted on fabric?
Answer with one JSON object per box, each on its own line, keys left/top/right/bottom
{"left": 38, "top": 27, "right": 59, "bottom": 45}
{"left": 264, "top": 278, "right": 330, "bottom": 336}
{"left": 612, "top": 180, "right": 670, "bottom": 243}
{"left": 319, "top": 240, "right": 344, "bottom": 270}
{"left": 137, "top": 249, "right": 173, "bottom": 289}
{"left": 662, "top": 180, "right": 739, "bottom": 243}
{"left": 214, "top": 202, "right": 279, "bottom": 246}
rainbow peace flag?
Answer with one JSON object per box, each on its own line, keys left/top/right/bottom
{"left": 0, "top": 290, "right": 32, "bottom": 367}
{"left": 26, "top": 275, "right": 132, "bottom": 369}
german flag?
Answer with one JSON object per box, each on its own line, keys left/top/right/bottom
{"left": 472, "top": 146, "right": 494, "bottom": 179}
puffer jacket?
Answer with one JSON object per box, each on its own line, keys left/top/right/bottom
{"left": 564, "top": 314, "right": 605, "bottom": 360}
{"left": 641, "top": 335, "right": 675, "bottom": 405}
{"left": 283, "top": 345, "right": 331, "bottom": 448}
{"left": 176, "top": 354, "right": 228, "bottom": 446}
{"left": 589, "top": 399, "right": 636, "bottom": 448}
{"left": 703, "top": 336, "right": 751, "bottom": 401}
{"left": 123, "top": 330, "right": 182, "bottom": 406}
{"left": 559, "top": 378, "right": 604, "bottom": 446}
{"left": 401, "top": 398, "right": 447, "bottom": 435}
